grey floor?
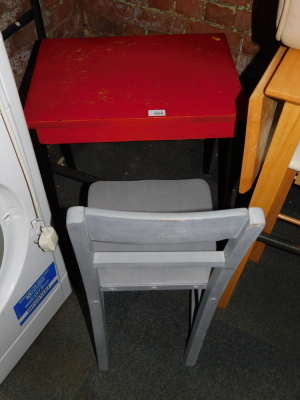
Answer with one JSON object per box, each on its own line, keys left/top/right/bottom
{"left": 0, "top": 140, "right": 299, "bottom": 400}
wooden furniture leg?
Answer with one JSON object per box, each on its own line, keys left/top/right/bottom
{"left": 218, "top": 101, "right": 300, "bottom": 309}
{"left": 249, "top": 167, "right": 297, "bottom": 262}
{"left": 218, "top": 247, "right": 251, "bottom": 309}
{"left": 247, "top": 102, "right": 300, "bottom": 262}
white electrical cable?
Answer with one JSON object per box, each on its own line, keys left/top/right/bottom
{"left": 0, "top": 97, "right": 43, "bottom": 224}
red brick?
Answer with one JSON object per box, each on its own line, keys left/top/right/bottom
{"left": 42, "top": 8, "right": 55, "bottom": 33}
{"left": 235, "top": 9, "right": 252, "bottom": 31}
{"left": 85, "top": 10, "right": 145, "bottom": 37}
{"left": 0, "top": 0, "right": 19, "bottom": 14}
{"left": 85, "top": 13, "right": 106, "bottom": 35}
{"left": 176, "top": 0, "right": 204, "bottom": 19}
{"left": 225, "top": 31, "right": 242, "bottom": 55}
{"left": 234, "top": 53, "right": 252, "bottom": 75}
{"left": 136, "top": 8, "right": 186, "bottom": 33}
{"left": 1, "top": 0, "right": 82, "bottom": 84}
{"left": 64, "top": 13, "right": 83, "bottom": 37}
{"left": 148, "top": 0, "right": 174, "bottom": 12}
{"left": 205, "top": 3, "right": 234, "bottom": 27}
{"left": 83, "top": 0, "right": 113, "bottom": 15}
{"left": 122, "top": 23, "right": 146, "bottom": 36}
{"left": 0, "top": 2, "right": 29, "bottom": 31}
{"left": 9, "top": 47, "right": 31, "bottom": 83}
{"left": 0, "top": 0, "right": 30, "bottom": 15}
{"left": 93, "top": 15, "right": 123, "bottom": 36}
{"left": 108, "top": 2, "right": 137, "bottom": 22}
{"left": 5, "top": 22, "right": 36, "bottom": 57}
{"left": 84, "top": 0, "right": 139, "bottom": 22}
{"left": 130, "top": 0, "right": 147, "bottom": 5}
{"left": 53, "top": 1, "right": 77, "bottom": 25}
{"left": 40, "top": 0, "right": 55, "bottom": 11}
{"left": 242, "top": 34, "right": 260, "bottom": 54}
{"left": 83, "top": 11, "right": 95, "bottom": 32}
{"left": 216, "top": 0, "right": 248, "bottom": 6}
{"left": 186, "top": 21, "right": 224, "bottom": 35}
{"left": 148, "top": 29, "right": 168, "bottom": 35}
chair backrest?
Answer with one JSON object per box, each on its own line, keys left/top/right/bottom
{"left": 1, "top": 0, "right": 46, "bottom": 41}
{"left": 67, "top": 204, "right": 264, "bottom": 369}
{"left": 67, "top": 206, "right": 265, "bottom": 290}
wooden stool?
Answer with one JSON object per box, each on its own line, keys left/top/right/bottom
{"left": 218, "top": 46, "right": 300, "bottom": 309}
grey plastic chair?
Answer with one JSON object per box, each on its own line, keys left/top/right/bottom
{"left": 66, "top": 179, "right": 264, "bottom": 370}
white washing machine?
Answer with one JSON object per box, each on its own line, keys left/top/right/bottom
{"left": 0, "top": 35, "right": 71, "bottom": 383}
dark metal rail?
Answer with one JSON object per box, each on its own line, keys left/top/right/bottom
{"left": 1, "top": 0, "right": 46, "bottom": 41}
{"left": 258, "top": 232, "right": 300, "bottom": 256}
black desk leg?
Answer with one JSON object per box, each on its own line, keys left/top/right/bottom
{"left": 217, "top": 137, "right": 234, "bottom": 210}
{"left": 59, "top": 144, "right": 76, "bottom": 169}
{"left": 203, "top": 138, "right": 215, "bottom": 174}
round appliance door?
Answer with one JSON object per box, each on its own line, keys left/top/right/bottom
{"left": 0, "top": 225, "right": 3, "bottom": 268}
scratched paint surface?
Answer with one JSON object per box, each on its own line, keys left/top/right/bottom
{"left": 24, "top": 34, "right": 244, "bottom": 143}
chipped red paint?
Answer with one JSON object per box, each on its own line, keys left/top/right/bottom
{"left": 24, "top": 34, "right": 244, "bottom": 144}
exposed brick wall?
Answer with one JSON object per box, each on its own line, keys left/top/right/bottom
{"left": 83, "top": 0, "right": 280, "bottom": 86}
{"left": 0, "top": 0, "right": 83, "bottom": 87}
{"left": 1, "top": 1, "right": 34, "bottom": 86}
{"left": 40, "top": 0, "right": 83, "bottom": 39}
{"left": 1, "top": 0, "right": 279, "bottom": 90}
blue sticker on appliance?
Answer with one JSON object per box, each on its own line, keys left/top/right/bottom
{"left": 14, "top": 262, "right": 58, "bottom": 326}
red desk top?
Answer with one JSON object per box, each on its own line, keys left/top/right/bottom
{"left": 24, "top": 34, "right": 243, "bottom": 144}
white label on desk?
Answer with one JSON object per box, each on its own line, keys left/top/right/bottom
{"left": 148, "top": 110, "right": 166, "bottom": 117}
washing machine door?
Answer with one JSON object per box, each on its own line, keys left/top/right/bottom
{"left": 0, "top": 223, "right": 3, "bottom": 269}
{"left": 0, "top": 36, "right": 71, "bottom": 384}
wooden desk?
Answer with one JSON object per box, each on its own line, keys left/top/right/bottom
{"left": 24, "top": 34, "right": 242, "bottom": 144}
{"left": 24, "top": 34, "right": 244, "bottom": 210}
{"left": 219, "top": 46, "right": 300, "bottom": 308}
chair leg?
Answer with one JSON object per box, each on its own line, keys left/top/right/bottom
{"left": 88, "top": 291, "right": 109, "bottom": 371}
{"left": 217, "top": 247, "right": 252, "bottom": 309}
{"left": 249, "top": 168, "right": 297, "bottom": 262}
{"left": 67, "top": 207, "right": 109, "bottom": 370}
{"left": 218, "top": 102, "right": 300, "bottom": 309}
{"left": 190, "top": 289, "right": 202, "bottom": 326}
{"left": 218, "top": 172, "right": 298, "bottom": 310}
{"left": 184, "top": 268, "right": 232, "bottom": 366}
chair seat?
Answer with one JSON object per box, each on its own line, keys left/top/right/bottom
{"left": 88, "top": 179, "right": 215, "bottom": 252}
{"left": 88, "top": 179, "right": 213, "bottom": 212}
